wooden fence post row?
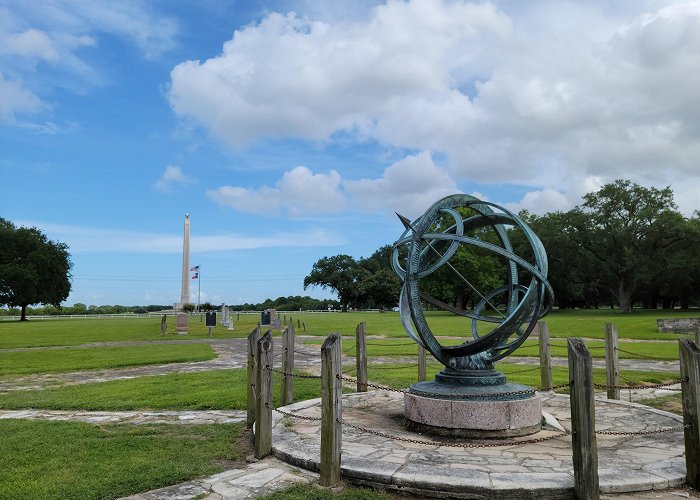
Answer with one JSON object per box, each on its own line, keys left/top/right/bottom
{"left": 254, "top": 330, "right": 273, "bottom": 459}
{"left": 356, "top": 322, "right": 368, "bottom": 392}
{"left": 246, "top": 325, "right": 260, "bottom": 429}
{"left": 281, "top": 324, "right": 296, "bottom": 406}
{"left": 679, "top": 338, "right": 700, "bottom": 489}
{"left": 538, "top": 321, "right": 552, "bottom": 391}
{"left": 320, "top": 333, "right": 342, "bottom": 486}
{"left": 605, "top": 323, "right": 620, "bottom": 400}
{"left": 568, "top": 338, "right": 599, "bottom": 500}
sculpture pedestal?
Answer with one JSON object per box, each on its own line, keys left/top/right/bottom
{"left": 404, "top": 379, "right": 542, "bottom": 438}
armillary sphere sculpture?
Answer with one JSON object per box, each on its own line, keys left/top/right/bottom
{"left": 392, "top": 193, "right": 553, "bottom": 393}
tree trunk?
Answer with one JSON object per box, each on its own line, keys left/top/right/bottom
{"left": 681, "top": 293, "right": 690, "bottom": 310}
{"left": 20, "top": 305, "right": 28, "bottom": 321}
{"left": 618, "top": 285, "right": 633, "bottom": 313}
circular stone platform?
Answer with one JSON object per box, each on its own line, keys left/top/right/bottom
{"left": 405, "top": 383, "right": 542, "bottom": 438}
{"left": 272, "top": 391, "right": 685, "bottom": 498}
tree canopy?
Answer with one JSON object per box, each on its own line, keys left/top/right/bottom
{"left": 0, "top": 218, "right": 72, "bottom": 320}
{"left": 304, "top": 248, "right": 401, "bottom": 311}
{"left": 303, "top": 179, "right": 700, "bottom": 314}
{"left": 303, "top": 254, "right": 364, "bottom": 312}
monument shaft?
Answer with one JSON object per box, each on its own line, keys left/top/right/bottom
{"left": 180, "top": 214, "right": 190, "bottom": 307}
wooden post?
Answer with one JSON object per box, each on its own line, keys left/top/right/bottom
{"left": 254, "top": 330, "right": 273, "bottom": 459}
{"left": 604, "top": 323, "right": 620, "bottom": 400}
{"left": 418, "top": 346, "right": 427, "bottom": 382}
{"left": 320, "top": 333, "right": 342, "bottom": 486}
{"left": 538, "top": 321, "right": 552, "bottom": 390}
{"left": 568, "top": 338, "right": 599, "bottom": 500}
{"left": 303, "top": 321, "right": 307, "bottom": 332}
{"left": 246, "top": 325, "right": 260, "bottom": 428}
{"left": 695, "top": 326, "right": 700, "bottom": 347}
{"left": 679, "top": 338, "right": 700, "bottom": 488}
{"left": 281, "top": 324, "right": 295, "bottom": 406}
{"left": 356, "top": 322, "right": 367, "bottom": 392}
{"left": 297, "top": 318, "right": 301, "bottom": 329}
{"left": 160, "top": 314, "right": 167, "bottom": 336}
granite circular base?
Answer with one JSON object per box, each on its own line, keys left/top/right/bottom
{"left": 272, "top": 392, "right": 686, "bottom": 498}
{"left": 404, "top": 389, "right": 543, "bottom": 438}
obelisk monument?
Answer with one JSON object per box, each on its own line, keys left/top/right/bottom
{"left": 179, "top": 214, "right": 191, "bottom": 308}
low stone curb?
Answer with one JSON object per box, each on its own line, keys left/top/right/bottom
{"left": 271, "top": 392, "right": 686, "bottom": 499}
{"left": 0, "top": 409, "right": 246, "bottom": 425}
{"left": 120, "top": 456, "right": 318, "bottom": 500}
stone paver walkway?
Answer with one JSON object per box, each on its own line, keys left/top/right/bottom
{"left": 0, "top": 409, "right": 246, "bottom": 425}
{"left": 272, "top": 391, "right": 686, "bottom": 498}
{"left": 121, "top": 457, "right": 318, "bottom": 500}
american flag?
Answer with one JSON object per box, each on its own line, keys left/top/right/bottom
{"left": 192, "top": 272, "right": 198, "bottom": 280}
{"left": 190, "top": 265, "right": 199, "bottom": 271}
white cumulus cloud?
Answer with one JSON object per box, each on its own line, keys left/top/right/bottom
{"left": 207, "top": 166, "right": 345, "bottom": 217}
{"left": 0, "top": 1, "right": 178, "bottom": 127}
{"left": 208, "top": 152, "right": 459, "bottom": 218}
{"left": 344, "top": 151, "right": 458, "bottom": 217}
{"left": 168, "top": 0, "right": 700, "bottom": 214}
{"left": 154, "top": 165, "right": 195, "bottom": 192}
{"left": 0, "top": 73, "right": 44, "bottom": 123}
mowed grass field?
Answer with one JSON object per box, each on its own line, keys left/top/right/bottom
{"left": 0, "top": 309, "right": 696, "bottom": 499}
{"left": 2, "top": 307, "right": 698, "bottom": 347}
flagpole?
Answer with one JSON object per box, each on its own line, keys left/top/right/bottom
{"left": 198, "top": 266, "right": 201, "bottom": 313}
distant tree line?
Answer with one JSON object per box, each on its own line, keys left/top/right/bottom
{"left": 0, "top": 304, "right": 172, "bottom": 316}
{"left": 0, "top": 296, "right": 342, "bottom": 317}
{"left": 227, "top": 295, "right": 340, "bottom": 312}
{"left": 304, "top": 180, "right": 700, "bottom": 313}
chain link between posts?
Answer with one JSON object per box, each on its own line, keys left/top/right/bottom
{"left": 594, "top": 378, "right": 686, "bottom": 391}
{"left": 335, "top": 373, "right": 570, "bottom": 398}
{"left": 615, "top": 347, "right": 679, "bottom": 361}
{"left": 266, "top": 366, "right": 323, "bottom": 379}
{"left": 339, "top": 418, "right": 571, "bottom": 448}
{"left": 293, "top": 349, "right": 317, "bottom": 357}
{"left": 262, "top": 369, "right": 687, "bottom": 441}
{"left": 263, "top": 365, "right": 683, "bottom": 394}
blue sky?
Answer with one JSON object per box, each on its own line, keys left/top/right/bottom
{"left": 2, "top": 0, "right": 699, "bottom": 307}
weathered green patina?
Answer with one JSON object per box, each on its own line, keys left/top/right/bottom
{"left": 392, "top": 194, "right": 553, "bottom": 390}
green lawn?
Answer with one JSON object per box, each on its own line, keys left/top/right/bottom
{"left": 287, "top": 309, "right": 700, "bottom": 341}
{"left": 0, "top": 314, "right": 263, "bottom": 348}
{"left": 0, "top": 310, "right": 692, "bottom": 500}
{"left": 0, "top": 369, "right": 328, "bottom": 410}
{"left": 359, "top": 361, "right": 679, "bottom": 391}
{"left": 1, "top": 309, "right": 697, "bottom": 350}
{"left": 0, "top": 419, "right": 243, "bottom": 500}
{"left": 0, "top": 344, "right": 215, "bottom": 377}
